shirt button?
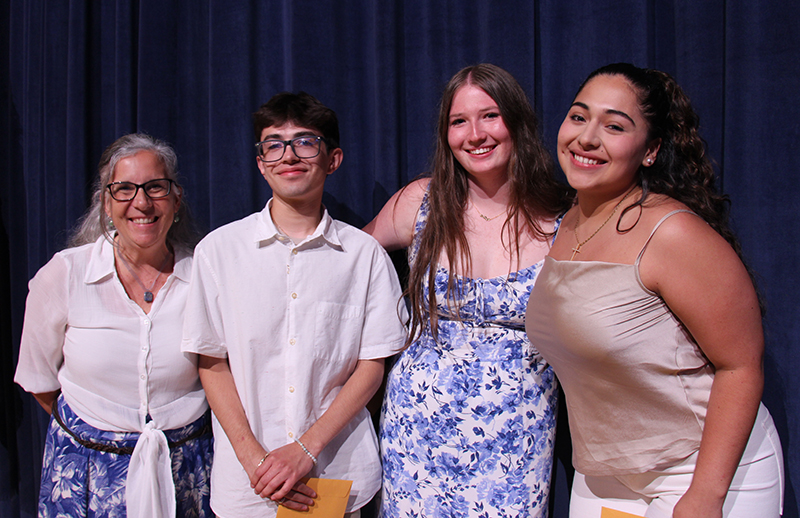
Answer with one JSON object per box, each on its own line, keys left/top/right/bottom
{"left": 289, "top": 386, "right": 295, "bottom": 393}
{"left": 288, "top": 432, "right": 294, "bottom": 438}
{"left": 140, "top": 375, "right": 145, "bottom": 380}
{"left": 292, "top": 249, "right": 298, "bottom": 255}
{"left": 289, "top": 338, "right": 296, "bottom": 345}
{"left": 291, "top": 293, "right": 297, "bottom": 299}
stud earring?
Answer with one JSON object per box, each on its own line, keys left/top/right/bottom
{"left": 173, "top": 214, "right": 180, "bottom": 223}
{"left": 646, "top": 158, "right": 653, "bottom": 165}
{"left": 107, "top": 217, "right": 115, "bottom": 230}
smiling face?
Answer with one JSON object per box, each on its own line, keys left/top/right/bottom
{"left": 447, "top": 84, "right": 513, "bottom": 181}
{"left": 256, "top": 122, "right": 342, "bottom": 206}
{"left": 104, "top": 150, "right": 180, "bottom": 254}
{"left": 557, "top": 74, "right": 660, "bottom": 197}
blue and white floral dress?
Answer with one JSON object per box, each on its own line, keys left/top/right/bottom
{"left": 380, "top": 194, "right": 558, "bottom": 518}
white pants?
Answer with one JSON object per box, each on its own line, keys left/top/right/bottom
{"left": 569, "top": 403, "right": 784, "bottom": 518}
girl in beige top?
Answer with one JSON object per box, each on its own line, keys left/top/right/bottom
{"left": 525, "top": 63, "right": 783, "bottom": 518}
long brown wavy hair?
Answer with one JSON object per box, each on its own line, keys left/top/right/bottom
{"left": 406, "top": 64, "right": 572, "bottom": 343}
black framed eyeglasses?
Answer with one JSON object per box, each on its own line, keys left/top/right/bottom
{"left": 255, "top": 135, "right": 331, "bottom": 162}
{"left": 106, "top": 179, "right": 175, "bottom": 201}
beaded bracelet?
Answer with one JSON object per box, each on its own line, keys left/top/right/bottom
{"left": 257, "top": 451, "right": 270, "bottom": 467}
{"left": 293, "top": 438, "right": 318, "bottom": 465}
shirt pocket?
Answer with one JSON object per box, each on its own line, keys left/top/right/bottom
{"left": 313, "top": 301, "right": 365, "bottom": 363}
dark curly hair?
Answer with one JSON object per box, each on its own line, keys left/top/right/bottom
{"left": 578, "top": 63, "right": 760, "bottom": 310}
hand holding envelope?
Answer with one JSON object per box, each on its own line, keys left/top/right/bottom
{"left": 277, "top": 478, "right": 353, "bottom": 518}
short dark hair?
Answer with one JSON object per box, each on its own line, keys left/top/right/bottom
{"left": 253, "top": 92, "right": 339, "bottom": 148}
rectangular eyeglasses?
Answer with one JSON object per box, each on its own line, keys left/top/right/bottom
{"left": 255, "top": 135, "right": 329, "bottom": 162}
{"left": 106, "top": 178, "right": 175, "bottom": 201}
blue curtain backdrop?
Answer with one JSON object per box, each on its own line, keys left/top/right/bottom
{"left": 2, "top": 1, "right": 798, "bottom": 517}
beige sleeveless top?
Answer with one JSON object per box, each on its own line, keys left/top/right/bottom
{"left": 526, "top": 210, "right": 714, "bottom": 475}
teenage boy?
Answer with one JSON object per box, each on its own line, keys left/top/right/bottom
{"left": 182, "top": 92, "right": 407, "bottom": 517}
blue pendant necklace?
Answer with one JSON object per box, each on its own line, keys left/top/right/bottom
{"left": 117, "top": 249, "right": 172, "bottom": 303}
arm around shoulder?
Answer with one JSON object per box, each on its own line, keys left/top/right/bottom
{"left": 363, "top": 177, "right": 429, "bottom": 251}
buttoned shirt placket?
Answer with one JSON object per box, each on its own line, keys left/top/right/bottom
{"left": 281, "top": 234, "right": 301, "bottom": 442}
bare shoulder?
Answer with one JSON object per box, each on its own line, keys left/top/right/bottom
{"left": 638, "top": 196, "right": 748, "bottom": 297}
{"left": 364, "top": 177, "right": 430, "bottom": 251}
{"left": 640, "top": 197, "right": 720, "bottom": 252}
{"left": 396, "top": 177, "right": 430, "bottom": 207}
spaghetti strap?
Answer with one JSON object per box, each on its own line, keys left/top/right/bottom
{"left": 634, "top": 210, "right": 697, "bottom": 266}
{"left": 551, "top": 211, "right": 567, "bottom": 246}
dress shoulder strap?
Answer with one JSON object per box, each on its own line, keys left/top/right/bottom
{"left": 634, "top": 209, "right": 698, "bottom": 266}
{"left": 551, "top": 211, "right": 567, "bottom": 246}
{"left": 408, "top": 187, "right": 432, "bottom": 266}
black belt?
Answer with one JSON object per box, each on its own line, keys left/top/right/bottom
{"left": 51, "top": 400, "right": 211, "bottom": 456}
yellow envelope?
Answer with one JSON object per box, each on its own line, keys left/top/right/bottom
{"left": 601, "top": 507, "right": 646, "bottom": 518}
{"left": 276, "top": 478, "right": 353, "bottom": 518}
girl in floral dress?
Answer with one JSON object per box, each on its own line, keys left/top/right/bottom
{"left": 365, "top": 63, "right": 572, "bottom": 518}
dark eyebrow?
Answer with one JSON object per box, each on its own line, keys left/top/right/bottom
{"left": 570, "top": 102, "right": 636, "bottom": 126}
{"left": 262, "top": 130, "right": 318, "bottom": 140}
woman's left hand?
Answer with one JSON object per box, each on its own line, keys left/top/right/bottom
{"left": 251, "top": 442, "right": 316, "bottom": 509}
{"left": 673, "top": 488, "right": 723, "bottom": 518}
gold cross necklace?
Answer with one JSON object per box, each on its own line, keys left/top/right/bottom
{"left": 570, "top": 188, "right": 636, "bottom": 261}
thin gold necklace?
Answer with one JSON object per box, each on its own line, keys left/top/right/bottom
{"left": 471, "top": 199, "right": 506, "bottom": 222}
{"left": 570, "top": 188, "right": 636, "bottom": 261}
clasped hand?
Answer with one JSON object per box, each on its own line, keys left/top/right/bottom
{"left": 249, "top": 442, "right": 317, "bottom": 511}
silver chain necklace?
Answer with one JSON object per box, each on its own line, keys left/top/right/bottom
{"left": 116, "top": 249, "right": 172, "bottom": 303}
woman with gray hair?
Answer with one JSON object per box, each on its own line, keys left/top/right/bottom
{"left": 15, "top": 133, "right": 212, "bottom": 517}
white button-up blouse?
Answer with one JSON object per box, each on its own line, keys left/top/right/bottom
{"left": 15, "top": 236, "right": 207, "bottom": 432}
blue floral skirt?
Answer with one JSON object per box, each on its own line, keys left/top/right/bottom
{"left": 39, "top": 397, "right": 213, "bottom": 518}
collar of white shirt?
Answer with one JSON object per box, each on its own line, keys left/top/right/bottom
{"left": 83, "top": 235, "right": 192, "bottom": 285}
{"left": 256, "top": 198, "right": 344, "bottom": 251}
